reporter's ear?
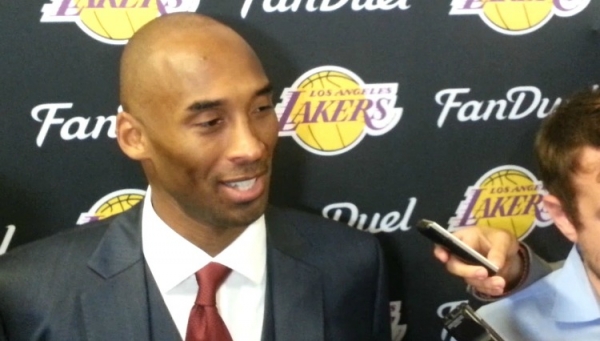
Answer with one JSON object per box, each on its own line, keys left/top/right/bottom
{"left": 542, "top": 195, "right": 578, "bottom": 243}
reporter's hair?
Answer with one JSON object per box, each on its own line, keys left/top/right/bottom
{"left": 535, "top": 87, "right": 600, "bottom": 228}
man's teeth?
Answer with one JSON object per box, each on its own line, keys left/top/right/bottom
{"left": 226, "top": 178, "right": 256, "bottom": 191}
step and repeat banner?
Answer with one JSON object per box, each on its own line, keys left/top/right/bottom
{"left": 2, "top": 1, "right": 600, "bottom": 340}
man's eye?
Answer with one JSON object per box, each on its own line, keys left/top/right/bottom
{"left": 256, "top": 105, "right": 273, "bottom": 113}
{"left": 198, "top": 118, "right": 222, "bottom": 128}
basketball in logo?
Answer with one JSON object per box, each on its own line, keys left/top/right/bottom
{"left": 291, "top": 70, "right": 367, "bottom": 152}
{"left": 483, "top": 0, "right": 553, "bottom": 32}
{"left": 77, "top": 189, "right": 146, "bottom": 225}
{"left": 75, "top": 0, "right": 161, "bottom": 40}
{"left": 94, "top": 192, "right": 145, "bottom": 220}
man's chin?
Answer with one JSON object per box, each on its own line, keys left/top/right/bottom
{"left": 214, "top": 199, "right": 267, "bottom": 228}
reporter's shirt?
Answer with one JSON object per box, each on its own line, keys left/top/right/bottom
{"left": 141, "top": 187, "right": 267, "bottom": 341}
{"left": 478, "top": 246, "right": 600, "bottom": 340}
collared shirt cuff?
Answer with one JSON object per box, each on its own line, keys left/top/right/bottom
{"left": 469, "top": 243, "right": 552, "bottom": 303}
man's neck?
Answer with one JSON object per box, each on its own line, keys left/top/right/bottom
{"left": 585, "top": 267, "right": 600, "bottom": 303}
{"left": 149, "top": 193, "right": 246, "bottom": 257}
{"left": 168, "top": 221, "right": 246, "bottom": 257}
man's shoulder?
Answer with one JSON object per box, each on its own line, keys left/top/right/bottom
{"left": 0, "top": 217, "right": 114, "bottom": 272}
{"left": 266, "top": 206, "right": 384, "bottom": 294}
{"left": 265, "top": 206, "right": 382, "bottom": 272}
{"left": 0, "top": 203, "right": 142, "bottom": 269}
{"left": 267, "top": 206, "right": 377, "bottom": 244}
{"left": 0, "top": 217, "right": 123, "bottom": 308}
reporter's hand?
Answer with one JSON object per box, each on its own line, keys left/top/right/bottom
{"left": 433, "top": 226, "right": 522, "bottom": 296}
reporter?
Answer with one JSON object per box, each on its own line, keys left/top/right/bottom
{"left": 440, "top": 88, "right": 600, "bottom": 340}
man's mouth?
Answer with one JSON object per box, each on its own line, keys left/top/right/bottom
{"left": 224, "top": 178, "right": 257, "bottom": 191}
{"left": 220, "top": 174, "right": 266, "bottom": 204}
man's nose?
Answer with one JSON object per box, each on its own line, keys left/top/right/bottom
{"left": 225, "top": 118, "right": 265, "bottom": 164}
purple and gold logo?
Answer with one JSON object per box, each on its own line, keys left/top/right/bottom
{"left": 77, "top": 189, "right": 145, "bottom": 225}
{"left": 276, "top": 66, "right": 403, "bottom": 156}
{"left": 450, "top": 0, "right": 590, "bottom": 35}
{"left": 449, "top": 165, "right": 552, "bottom": 240}
{"left": 40, "top": 0, "right": 201, "bottom": 44}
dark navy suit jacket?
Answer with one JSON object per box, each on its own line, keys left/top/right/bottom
{"left": 0, "top": 204, "right": 390, "bottom": 340}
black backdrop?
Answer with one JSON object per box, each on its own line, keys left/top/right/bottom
{"left": 2, "top": 1, "right": 600, "bottom": 340}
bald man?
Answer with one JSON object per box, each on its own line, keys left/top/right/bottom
{"left": 0, "top": 14, "right": 390, "bottom": 341}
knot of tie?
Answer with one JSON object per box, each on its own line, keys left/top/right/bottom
{"left": 196, "top": 262, "right": 232, "bottom": 307}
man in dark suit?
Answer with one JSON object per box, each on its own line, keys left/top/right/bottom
{"left": 0, "top": 13, "right": 390, "bottom": 341}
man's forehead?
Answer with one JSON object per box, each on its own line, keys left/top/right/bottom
{"left": 126, "top": 27, "right": 261, "bottom": 90}
{"left": 156, "top": 45, "right": 264, "bottom": 87}
{"left": 119, "top": 13, "right": 269, "bottom": 121}
{"left": 154, "top": 47, "right": 210, "bottom": 78}
{"left": 151, "top": 30, "right": 240, "bottom": 61}
{"left": 146, "top": 24, "right": 259, "bottom": 77}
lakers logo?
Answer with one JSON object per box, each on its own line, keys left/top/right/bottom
{"left": 276, "top": 66, "right": 403, "bottom": 156}
{"left": 77, "top": 189, "right": 146, "bottom": 225}
{"left": 40, "top": 0, "right": 201, "bottom": 44}
{"left": 448, "top": 166, "right": 552, "bottom": 240}
{"left": 450, "top": 0, "right": 590, "bottom": 35}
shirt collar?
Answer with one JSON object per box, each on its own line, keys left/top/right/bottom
{"left": 551, "top": 246, "right": 600, "bottom": 322}
{"left": 141, "top": 186, "right": 267, "bottom": 294}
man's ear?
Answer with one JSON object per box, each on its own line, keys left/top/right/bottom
{"left": 542, "top": 194, "right": 578, "bottom": 243}
{"left": 116, "top": 111, "right": 148, "bottom": 161}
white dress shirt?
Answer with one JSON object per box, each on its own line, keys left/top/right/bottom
{"left": 141, "top": 187, "right": 266, "bottom": 341}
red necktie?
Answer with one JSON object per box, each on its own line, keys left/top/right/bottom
{"left": 185, "top": 262, "right": 233, "bottom": 341}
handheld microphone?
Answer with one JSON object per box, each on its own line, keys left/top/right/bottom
{"left": 443, "top": 303, "right": 505, "bottom": 341}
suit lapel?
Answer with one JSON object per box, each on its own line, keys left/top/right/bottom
{"left": 80, "top": 204, "right": 179, "bottom": 341}
{"left": 145, "top": 261, "right": 183, "bottom": 341}
{"left": 264, "top": 207, "right": 324, "bottom": 341}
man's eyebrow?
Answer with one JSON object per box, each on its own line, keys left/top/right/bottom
{"left": 185, "top": 84, "right": 272, "bottom": 113}
{"left": 255, "top": 84, "right": 273, "bottom": 97}
{"left": 186, "top": 99, "right": 223, "bottom": 112}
